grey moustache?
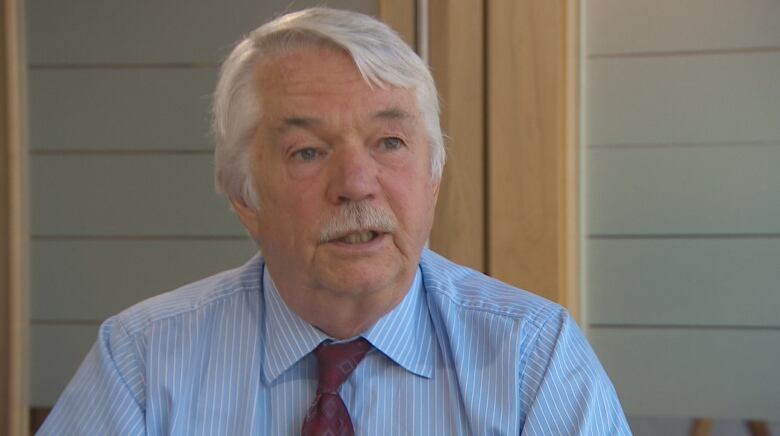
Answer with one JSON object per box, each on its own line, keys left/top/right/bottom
{"left": 319, "top": 202, "right": 396, "bottom": 242}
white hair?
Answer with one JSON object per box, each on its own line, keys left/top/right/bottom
{"left": 212, "top": 7, "right": 444, "bottom": 209}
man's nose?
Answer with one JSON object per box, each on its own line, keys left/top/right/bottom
{"left": 326, "top": 145, "right": 379, "bottom": 204}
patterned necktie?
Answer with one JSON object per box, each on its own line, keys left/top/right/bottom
{"left": 301, "top": 338, "right": 372, "bottom": 436}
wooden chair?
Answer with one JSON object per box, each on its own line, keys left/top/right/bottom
{"left": 691, "top": 418, "right": 771, "bottom": 436}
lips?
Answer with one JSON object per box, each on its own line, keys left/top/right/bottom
{"left": 336, "top": 230, "right": 379, "bottom": 244}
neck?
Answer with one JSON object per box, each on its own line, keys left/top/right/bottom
{"left": 310, "top": 293, "right": 406, "bottom": 339}
{"left": 268, "top": 268, "right": 415, "bottom": 340}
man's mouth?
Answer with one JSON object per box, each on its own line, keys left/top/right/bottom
{"left": 336, "top": 230, "right": 380, "bottom": 244}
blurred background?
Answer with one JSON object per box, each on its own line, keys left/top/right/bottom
{"left": 1, "top": 0, "right": 778, "bottom": 435}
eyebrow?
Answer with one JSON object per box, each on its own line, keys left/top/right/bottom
{"left": 280, "top": 116, "right": 321, "bottom": 131}
{"left": 277, "top": 107, "right": 413, "bottom": 133}
{"left": 373, "top": 108, "right": 412, "bottom": 121}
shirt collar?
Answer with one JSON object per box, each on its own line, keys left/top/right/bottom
{"left": 363, "top": 270, "right": 435, "bottom": 379}
{"left": 261, "top": 267, "right": 329, "bottom": 384}
{"left": 261, "top": 264, "right": 436, "bottom": 384}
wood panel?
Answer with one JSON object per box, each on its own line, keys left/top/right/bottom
{"left": 587, "top": 0, "right": 780, "bottom": 55}
{"left": 487, "top": 0, "right": 580, "bottom": 313}
{"left": 379, "top": 0, "right": 416, "bottom": 49}
{"left": 0, "top": 8, "right": 10, "bottom": 430}
{"left": 31, "top": 239, "right": 257, "bottom": 321}
{"left": 29, "top": 68, "right": 216, "bottom": 151}
{"left": 427, "top": 0, "right": 485, "bottom": 272}
{"left": 31, "top": 155, "right": 244, "bottom": 236}
{"left": 587, "top": 239, "right": 780, "bottom": 326}
{"left": 587, "top": 53, "right": 780, "bottom": 146}
{"left": 589, "top": 327, "right": 780, "bottom": 419}
{"left": 30, "top": 324, "right": 98, "bottom": 407}
{"left": 587, "top": 145, "right": 780, "bottom": 235}
{"left": 27, "top": 0, "right": 378, "bottom": 64}
{"left": 1, "top": 0, "right": 27, "bottom": 434}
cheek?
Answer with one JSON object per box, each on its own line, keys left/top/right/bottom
{"left": 257, "top": 162, "right": 319, "bottom": 210}
{"left": 278, "top": 187, "right": 327, "bottom": 237}
{"left": 388, "top": 181, "right": 437, "bottom": 230}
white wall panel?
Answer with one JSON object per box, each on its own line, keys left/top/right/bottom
{"left": 587, "top": 145, "right": 780, "bottom": 235}
{"left": 587, "top": 239, "right": 780, "bottom": 326}
{"left": 31, "top": 239, "right": 257, "bottom": 321}
{"left": 31, "top": 155, "right": 243, "bottom": 236}
{"left": 30, "top": 324, "right": 99, "bottom": 407}
{"left": 28, "top": 0, "right": 378, "bottom": 64}
{"left": 585, "top": 0, "right": 780, "bottom": 424}
{"left": 590, "top": 327, "right": 780, "bottom": 419}
{"left": 587, "top": 53, "right": 780, "bottom": 146}
{"left": 587, "top": 0, "right": 780, "bottom": 55}
{"left": 30, "top": 68, "right": 216, "bottom": 150}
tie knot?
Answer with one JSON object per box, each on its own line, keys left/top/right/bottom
{"left": 314, "top": 338, "right": 371, "bottom": 393}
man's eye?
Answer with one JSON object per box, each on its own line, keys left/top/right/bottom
{"left": 379, "top": 137, "right": 404, "bottom": 151}
{"left": 292, "top": 148, "right": 319, "bottom": 161}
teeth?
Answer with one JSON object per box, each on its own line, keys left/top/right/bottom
{"left": 340, "top": 231, "right": 376, "bottom": 244}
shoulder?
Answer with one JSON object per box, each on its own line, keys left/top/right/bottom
{"left": 420, "top": 249, "right": 564, "bottom": 329}
{"left": 112, "top": 254, "right": 263, "bottom": 335}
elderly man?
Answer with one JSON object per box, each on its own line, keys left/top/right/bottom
{"left": 40, "top": 8, "right": 629, "bottom": 435}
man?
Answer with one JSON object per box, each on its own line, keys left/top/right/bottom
{"left": 40, "top": 8, "right": 630, "bottom": 435}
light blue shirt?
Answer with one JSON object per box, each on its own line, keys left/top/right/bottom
{"left": 39, "top": 249, "right": 630, "bottom": 435}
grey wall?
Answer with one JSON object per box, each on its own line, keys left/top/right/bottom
{"left": 28, "top": 0, "right": 378, "bottom": 408}
{"left": 584, "top": 0, "right": 780, "bottom": 433}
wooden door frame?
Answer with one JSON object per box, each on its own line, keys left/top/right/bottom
{"left": 486, "top": 0, "right": 581, "bottom": 317}
{"left": 1, "top": 0, "right": 29, "bottom": 434}
{"left": 427, "top": 0, "right": 486, "bottom": 272}
{"left": 423, "top": 0, "right": 581, "bottom": 316}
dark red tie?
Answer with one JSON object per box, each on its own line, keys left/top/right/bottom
{"left": 301, "top": 338, "right": 372, "bottom": 436}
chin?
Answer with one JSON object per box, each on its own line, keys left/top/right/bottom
{"left": 321, "top": 263, "right": 406, "bottom": 297}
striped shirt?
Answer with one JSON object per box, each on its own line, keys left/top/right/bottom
{"left": 39, "top": 249, "right": 630, "bottom": 435}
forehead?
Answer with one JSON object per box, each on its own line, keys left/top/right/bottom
{"left": 254, "top": 45, "right": 419, "bottom": 118}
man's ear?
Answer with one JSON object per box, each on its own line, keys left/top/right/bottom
{"left": 230, "top": 195, "right": 262, "bottom": 240}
